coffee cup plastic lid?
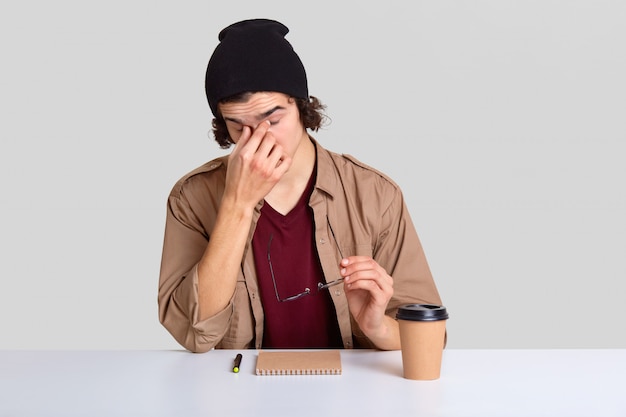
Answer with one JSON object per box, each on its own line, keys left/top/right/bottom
{"left": 396, "top": 304, "right": 449, "bottom": 321}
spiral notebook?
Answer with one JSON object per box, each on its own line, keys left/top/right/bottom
{"left": 255, "top": 350, "right": 342, "bottom": 375}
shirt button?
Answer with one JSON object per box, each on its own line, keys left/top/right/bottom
{"left": 319, "top": 238, "right": 326, "bottom": 244}
{"left": 334, "top": 289, "right": 341, "bottom": 296}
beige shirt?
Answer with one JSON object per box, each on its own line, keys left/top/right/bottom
{"left": 158, "top": 139, "right": 442, "bottom": 353}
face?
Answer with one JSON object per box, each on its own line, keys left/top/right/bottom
{"left": 219, "top": 92, "right": 307, "bottom": 156}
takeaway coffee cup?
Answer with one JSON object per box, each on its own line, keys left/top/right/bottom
{"left": 396, "top": 304, "right": 449, "bottom": 380}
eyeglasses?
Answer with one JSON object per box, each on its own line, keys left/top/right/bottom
{"left": 266, "top": 218, "right": 345, "bottom": 302}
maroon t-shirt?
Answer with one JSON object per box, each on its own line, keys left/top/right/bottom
{"left": 252, "top": 172, "right": 342, "bottom": 349}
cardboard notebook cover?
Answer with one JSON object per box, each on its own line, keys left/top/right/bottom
{"left": 255, "top": 350, "right": 342, "bottom": 375}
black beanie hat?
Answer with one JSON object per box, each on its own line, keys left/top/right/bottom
{"left": 205, "top": 19, "right": 309, "bottom": 116}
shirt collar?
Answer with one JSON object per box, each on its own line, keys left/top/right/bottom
{"left": 310, "top": 136, "right": 338, "bottom": 200}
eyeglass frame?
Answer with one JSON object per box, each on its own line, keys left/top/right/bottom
{"left": 266, "top": 217, "right": 345, "bottom": 302}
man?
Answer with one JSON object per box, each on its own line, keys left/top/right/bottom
{"left": 158, "top": 18, "right": 443, "bottom": 353}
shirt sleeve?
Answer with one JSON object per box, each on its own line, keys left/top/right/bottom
{"left": 377, "top": 188, "right": 443, "bottom": 318}
{"left": 157, "top": 191, "right": 232, "bottom": 353}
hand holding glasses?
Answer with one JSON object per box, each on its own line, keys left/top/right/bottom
{"left": 267, "top": 218, "right": 345, "bottom": 302}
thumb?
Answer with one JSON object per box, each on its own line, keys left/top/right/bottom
{"left": 236, "top": 126, "right": 252, "bottom": 147}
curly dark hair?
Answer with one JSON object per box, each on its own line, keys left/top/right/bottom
{"left": 211, "top": 93, "right": 328, "bottom": 149}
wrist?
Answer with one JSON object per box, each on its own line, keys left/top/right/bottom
{"left": 361, "top": 316, "right": 401, "bottom": 351}
{"left": 219, "top": 195, "right": 256, "bottom": 220}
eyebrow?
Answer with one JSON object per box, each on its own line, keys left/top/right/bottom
{"left": 224, "top": 106, "right": 286, "bottom": 124}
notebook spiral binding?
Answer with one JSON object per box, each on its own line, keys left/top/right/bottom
{"left": 256, "top": 368, "right": 342, "bottom": 376}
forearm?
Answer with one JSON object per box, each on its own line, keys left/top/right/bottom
{"left": 197, "top": 198, "right": 254, "bottom": 320}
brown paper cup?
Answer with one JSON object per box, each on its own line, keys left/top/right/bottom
{"left": 397, "top": 304, "right": 449, "bottom": 380}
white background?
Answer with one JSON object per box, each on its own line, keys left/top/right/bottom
{"left": 1, "top": 1, "right": 624, "bottom": 350}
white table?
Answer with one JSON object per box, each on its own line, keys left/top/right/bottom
{"left": 1, "top": 349, "right": 624, "bottom": 416}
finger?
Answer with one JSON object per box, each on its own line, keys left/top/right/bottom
{"left": 343, "top": 264, "right": 393, "bottom": 291}
{"left": 256, "top": 129, "right": 278, "bottom": 158}
{"left": 345, "top": 270, "right": 384, "bottom": 288}
{"left": 234, "top": 125, "right": 253, "bottom": 148}
{"left": 272, "top": 154, "right": 292, "bottom": 178}
{"left": 346, "top": 271, "right": 394, "bottom": 296}
{"left": 340, "top": 255, "right": 374, "bottom": 268}
{"left": 345, "top": 278, "right": 391, "bottom": 305}
{"left": 248, "top": 120, "right": 271, "bottom": 148}
{"left": 254, "top": 127, "right": 292, "bottom": 171}
{"left": 340, "top": 257, "right": 378, "bottom": 277}
{"left": 235, "top": 122, "right": 270, "bottom": 156}
{"left": 230, "top": 126, "right": 254, "bottom": 162}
